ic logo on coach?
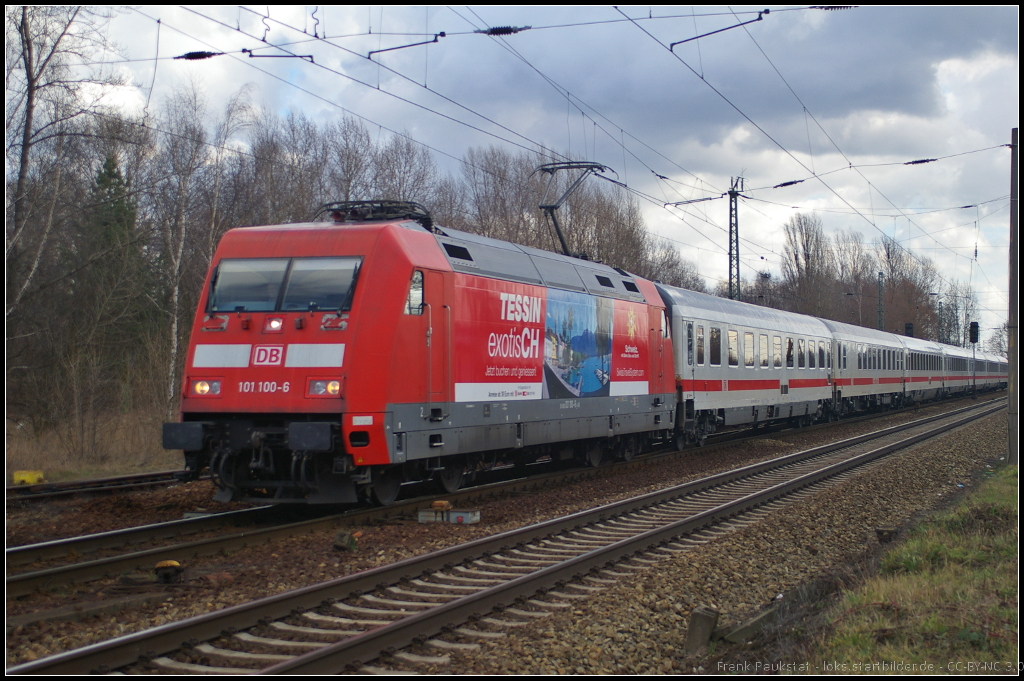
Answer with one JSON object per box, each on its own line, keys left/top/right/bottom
{"left": 252, "top": 345, "right": 285, "bottom": 366}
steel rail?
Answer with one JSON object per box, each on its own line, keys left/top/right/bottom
{"left": 265, "top": 401, "right": 1005, "bottom": 674}
{"left": 6, "top": 507, "right": 275, "bottom": 567}
{"left": 6, "top": 397, "right": 996, "bottom": 596}
{"left": 6, "top": 470, "right": 206, "bottom": 501}
{"left": 7, "top": 399, "right": 1002, "bottom": 675}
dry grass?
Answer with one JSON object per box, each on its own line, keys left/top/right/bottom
{"left": 815, "top": 466, "right": 1018, "bottom": 673}
{"left": 6, "top": 409, "right": 180, "bottom": 483}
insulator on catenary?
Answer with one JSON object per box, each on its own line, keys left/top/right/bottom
{"left": 174, "top": 51, "right": 224, "bottom": 60}
{"left": 475, "top": 25, "right": 531, "bottom": 36}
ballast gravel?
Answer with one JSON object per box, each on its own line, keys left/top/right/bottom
{"left": 5, "top": 397, "right": 1008, "bottom": 670}
{"left": 441, "top": 412, "right": 1010, "bottom": 675}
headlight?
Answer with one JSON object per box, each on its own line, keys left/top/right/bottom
{"left": 309, "top": 379, "right": 341, "bottom": 397}
{"left": 192, "top": 380, "right": 221, "bottom": 396}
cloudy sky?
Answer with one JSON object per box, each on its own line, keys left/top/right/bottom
{"left": 101, "top": 5, "right": 1018, "bottom": 337}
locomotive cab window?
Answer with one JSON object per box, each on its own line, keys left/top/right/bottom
{"left": 208, "top": 258, "right": 289, "bottom": 312}
{"left": 281, "top": 257, "right": 361, "bottom": 311}
{"left": 208, "top": 257, "right": 362, "bottom": 313}
{"left": 404, "top": 270, "right": 424, "bottom": 315}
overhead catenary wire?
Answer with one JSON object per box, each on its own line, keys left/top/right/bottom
{"left": 618, "top": 6, "right": 1007, "bottom": 311}
{"left": 237, "top": 5, "right": 761, "bottom": 260}
{"left": 724, "top": 5, "right": 1009, "bottom": 301}
{"left": 93, "top": 8, "right": 732, "bottom": 267}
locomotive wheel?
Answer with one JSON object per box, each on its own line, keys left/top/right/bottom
{"left": 618, "top": 436, "right": 636, "bottom": 462}
{"left": 434, "top": 465, "right": 464, "bottom": 494}
{"left": 370, "top": 466, "right": 403, "bottom": 506}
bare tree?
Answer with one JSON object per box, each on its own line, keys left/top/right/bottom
{"left": 984, "top": 321, "right": 1009, "bottom": 358}
{"left": 372, "top": 133, "right": 437, "bottom": 203}
{"left": 325, "top": 116, "right": 374, "bottom": 203}
{"left": 832, "top": 229, "right": 875, "bottom": 326}
{"left": 639, "top": 237, "right": 707, "bottom": 292}
{"left": 151, "top": 83, "right": 210, "bottom": 417}
{"left": 460, "top": 146, "right": 543, "bottom": 245}
{"left": 936, "top": 280, "right": 979, "bottom": 347}
{"left": 6, "top": 6, "right": 122, "bottom": 316}
{"left": 780, "top": 213, "right": 836, "bottom": 317}
{"left": 874, "top": 235, "right": 940, "bottom": 336}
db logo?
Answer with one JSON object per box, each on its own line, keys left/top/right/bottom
{"left": 252, "top": 345, "right": 285, "bottom": 366}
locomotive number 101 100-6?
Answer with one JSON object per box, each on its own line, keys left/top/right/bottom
{"left": 237, "top": 380, "right": 291, "bottom": 394}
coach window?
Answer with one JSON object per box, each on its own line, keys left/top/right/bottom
{"left": 710, "top": 327, "right": 722, "bottom": 366}
{"left": 809, "top": 340, "right": 816, "bottom": 369}
{"left": 404, "top": 270, "right": 424, "bottom": 315}
{"left": 696, "top": 326, "right": 705, "bottom": 365}
{"left": 728, "top": 330, "right": 739, "bottom": 367}
{"left": 686, "top": 322, "right": 693, "bottom": 366}
{"left": 773, "top": 336, "right": 782, "bottom": 368}
{"left": 797, "top": 338, "right": 805, "bottom": 369}
{"left": 818, "top": 341, "right": 826, "bottom": 369}
{"left": 785, "top": 337, "right": 794, "bottom": 368}
{"left": 760, "top": 334, "right": 769, "bottom": 368}
{"left": 745, "top": 332, "right": 755, "bottom": 367}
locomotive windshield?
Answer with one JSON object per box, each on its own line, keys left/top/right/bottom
{"left": 208, "top": 257, "right": 362, "bottom": 312}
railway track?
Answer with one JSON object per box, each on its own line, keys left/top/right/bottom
{"left": 7, "top": 398, "right": 1003, "bottom": 675}
{"left": 8, "top": 395, "right": 995, "bottom": 599}
{"left": 5, "top": 470, "right": 209, "bottom": 502}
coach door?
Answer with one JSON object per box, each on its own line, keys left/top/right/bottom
{"left": 682, "top": 319, "right": 696, "bottom": 400}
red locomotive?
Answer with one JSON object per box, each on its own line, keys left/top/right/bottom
{"left": 163, "top": 202, "right": 676, "bottom": 504}
{"left": 164, "top": 201, "right": 1007, "bottom": 505}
